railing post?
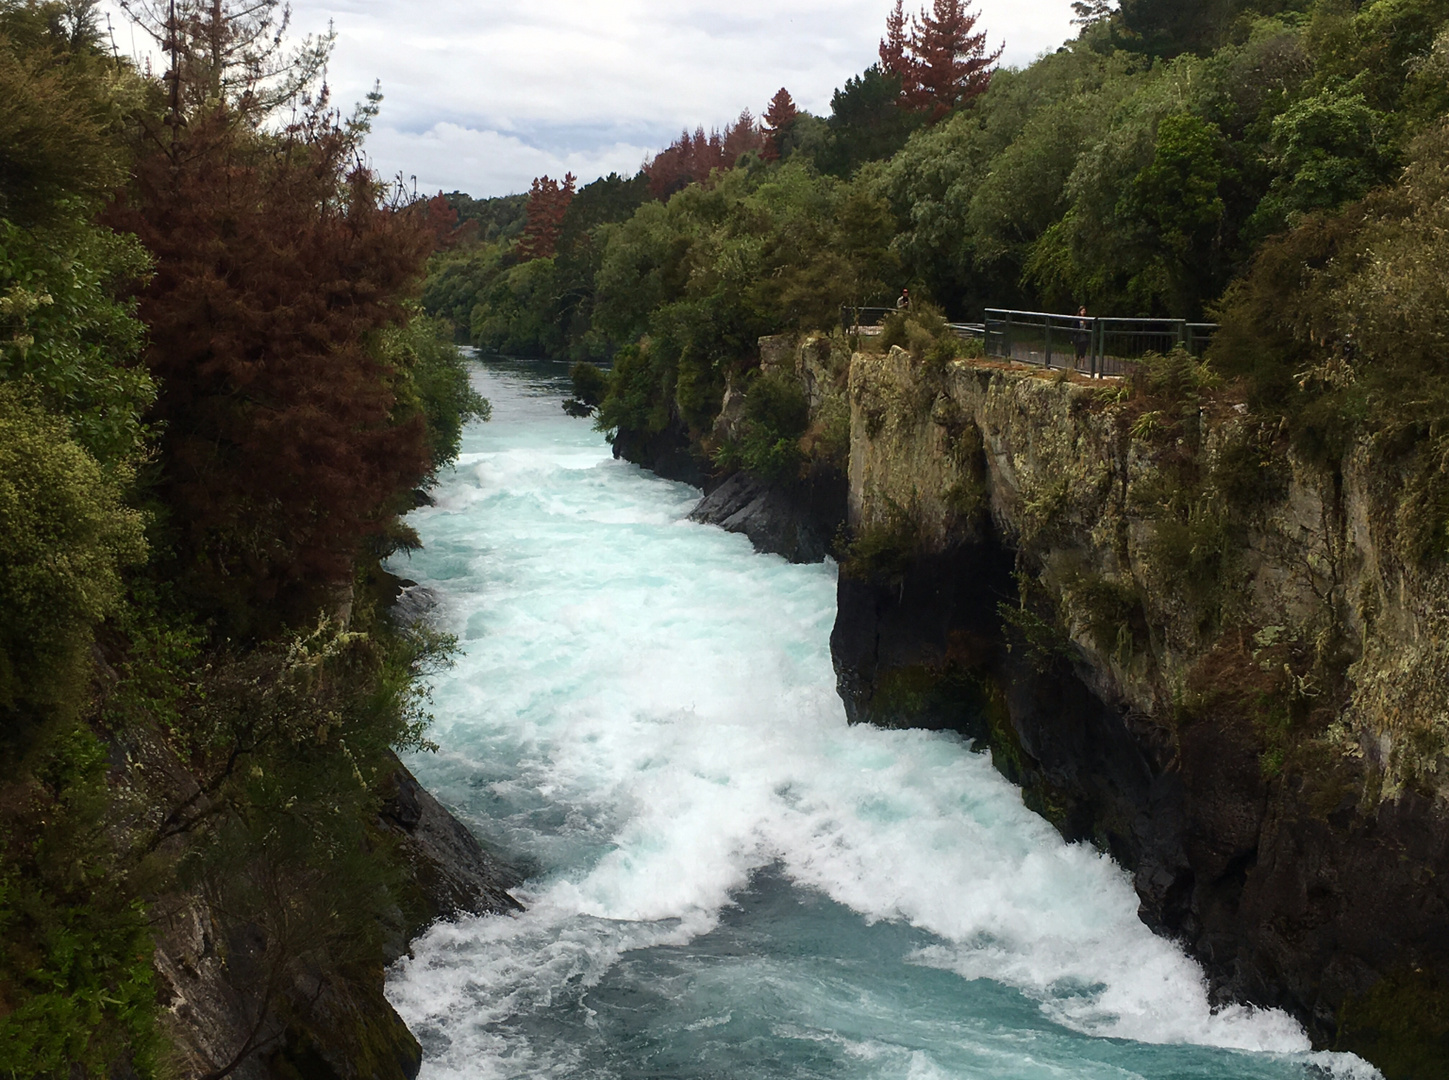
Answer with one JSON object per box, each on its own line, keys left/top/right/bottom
{"left": 1091, "top": 318, "right": 1100, "bottom": 378}
{"left": 1004, "top": 312, "right": 1013, "bottom": 362}
{"left": 1044, "top": 317, "right": 1053, "bottom": 369}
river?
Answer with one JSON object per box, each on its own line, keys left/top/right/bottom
{"left": 384, "top": 356, "right": 1377, "bottom": 1080}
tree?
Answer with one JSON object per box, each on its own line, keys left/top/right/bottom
{"left": 0, "top": 384, "right": 146, "bottom": 745}
{"left": 880, "top": 0, "right": 910, "bottom": 81}
{"left": 761, "top": 87, "right": 799, "bottom": 161}
{"left": 818, "top": 64, "right": 923, "bottom": 176}
{"left": 645, "top": 115, "right": 763, "bottom": 198}
{"left": 877, "top": 0, "right": 1001, "bottom": 123}
{"left": 1071, "top": 0, "right": 1115, "bottom": 30}
{"left": 723, "top": 108, "right": 761, "bottom": 163}
{"left": 116, "top": 0, "right": 333, "bottom": 126}
{"left": 905, "top": 0, "right": 1002, "bottom": 121}
{"left": 102, "top": 0, "right": 442, "bottom": 629}
{"left": 517, "top": 172, "right": 576, "bottom": 260}
{"left": 109, "top": 111, "right": 437, "bottom": 629}
{"left": 1249, "top": 86, "right": 1393, "bottom": 236}
{"left": 1116, "top": 0, "right": 1232, "bottom": 58}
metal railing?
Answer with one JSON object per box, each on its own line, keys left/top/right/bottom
{"left": 841, "top": 306, "right": 898, "bottom": 334}
{"left": 983, "top": 309, "right": 1217, "bottom": 377}
{"left": 840, "top": 307, "right": 987, "bottom": 343}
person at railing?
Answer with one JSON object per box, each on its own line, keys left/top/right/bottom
{"left": 1074, "top": 305, "right": 1090, "bottom": 365}
{"left": 896, "top": 288, "right": 911, "bottom": 311}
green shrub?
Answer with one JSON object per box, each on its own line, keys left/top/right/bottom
{"left": 596, "top": 342, "right": 672, "bottom": 439}
{"left": 0, "top": 219, "right": 154, "bottom": 470}
{"left": 565, "top": 360, "right": 609, "bottom": 417}
{"left": 715, "top": 370, "right": 810, "bottom": 481}
{"left": 0, "top": 723, "right": 162, "bottom": 1080}
{"left": 0, "top": 384, "right": 145, "bottom": 748}
{"left": 876, "top": 302, "right": 967, "bottom": 369}
{"left": 837, "top": 502, "right": 920, "bottom": 580}
{"left": 1062, "top": 570, "right": 1148, "bottom": 664}
{"left": 405, "top": 314, "right": 490, "bottom": 476}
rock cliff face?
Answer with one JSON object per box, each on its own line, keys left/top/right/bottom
{"left": 144, "top": 746, "right": 521, "bottom": 1080}
{"left": 688, "top": 465, "right": 846, "bottom": 563}
{"left": 132, "top": 574, "right": 519, "bottom": 1080}
{"left": 612, "top": 333, "right": 851, "bottom": 562}
{"left": 833, "top": 346, "right": 1449, "bottom": 1077}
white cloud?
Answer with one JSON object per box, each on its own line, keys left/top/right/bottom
{"left": 103, "top": 0, "right": 1078, "bottom": 196}
{"left": 363, "top": 122, "right": 656, "bottom": 197}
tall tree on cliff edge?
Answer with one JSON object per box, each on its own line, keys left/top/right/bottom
{"left": 517, "top": 172, "right": 576, "bottom": 260}
{"left": 106, "top": 0, "right": 437, "bottom": 632}
{"left": 761, "top": 87, "right": 799, "bottom": 161}
{"left": 881, "top": 0, "right": 1001, "bottom": 122}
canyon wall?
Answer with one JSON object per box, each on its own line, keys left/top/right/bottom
{"left": 834, "top": 345, "right": 1449, "bottom": 1076}
{"left": 605, "top": 332, "right": 1449, "bottom": 1076}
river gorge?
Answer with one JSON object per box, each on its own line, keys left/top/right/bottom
{"left": 382, "top": 356, "right": 1376, "bottom": 1080}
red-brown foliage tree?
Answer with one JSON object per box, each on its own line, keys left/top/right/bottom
{"left": 761, "top": 89, "right": 799, "bottom": 162}
{"left": 517, "top": 172, "right": 576, "bottom": 260}
{"left": 107, "top": 105, "right": 436, "bottom": 631}
{"left": 645, "top": 112, "right": 764, "bottom": 199}
{"left": 880, "top": 0, "right": 1001, "bottom": 123}
{"left": 879, "top": 0, "right": 912, "bottom": 84}
{"left": 421, "top": 190, "right": 475, "bottom": 250}
{"left": 723, "top": 108, "right": 761, "bottom": 164}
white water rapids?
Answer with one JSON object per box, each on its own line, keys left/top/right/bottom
{"left": 384, "top": 356, "right": 1379, "bottom": 1080}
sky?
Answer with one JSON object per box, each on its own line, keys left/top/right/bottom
{"left": 105, "top": 1, "right": 1079, "bottom": 198}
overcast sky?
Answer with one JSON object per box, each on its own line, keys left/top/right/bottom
{"left": 108, "top": 0, "right": 1079, "bottom": 197}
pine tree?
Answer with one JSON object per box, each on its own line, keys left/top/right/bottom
{"left": 104, "top": 1, "right": 439, "bottom": 630}
{"left": 645, "top": 117, "right": 763, "bottom": 198}
{"left": 109, "top": 110, "right": 436, "bottom": 629}
{"left": 877, "top": 0, "right": 1000, "bottom": 123}
{"left": 761, "top": 88, "right": 798, "bottom": 161}
{"left": 905, "top": 0, "right": 1001, "bottom": 121}
{"left": 722, "top": 108, "right": 761, "bottom": 164}
{"left": 517, "top": 173, "right": 576, "bottom": 260}
{"left": 879, "top": 0, "right": 911, "bottom": 83}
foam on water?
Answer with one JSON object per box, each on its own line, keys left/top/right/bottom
{"left": 385, "top": 357, "right": 1380, "bottom": 1080}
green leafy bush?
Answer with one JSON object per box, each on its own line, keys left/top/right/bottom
{"left": 0, "top": 722, "right": 162, "bottom": 1080}
{"left": 715, "top": 370, "right": 810, "bottom": 480}
{"left": 0, "top": 385, "right": 145, "bottom": 745}
{"left": 564, "top": 360, "right": 609, "bottom": 417}
{"left": 385, "top": 312, "right": 490, "bottom": 478}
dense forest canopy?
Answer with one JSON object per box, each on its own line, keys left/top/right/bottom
{"left": 0, "top": 1, "right": 487, "bottom": 1074}
{"left": 424, "top": 0, "right": 1449, "bottom": 572}
{"left": 432, "top": 0, "right": 1446, "bottom": 338}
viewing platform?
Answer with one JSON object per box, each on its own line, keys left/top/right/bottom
{"left": 841, "top": 305, "right": 1218, "bottom": 378}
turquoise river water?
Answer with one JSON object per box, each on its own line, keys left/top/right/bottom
{"left": 384, "top": 356, "right": 1379, "bottom": 1080}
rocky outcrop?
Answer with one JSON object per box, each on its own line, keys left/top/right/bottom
{"left": 378, "top": 755, "right": 524, "bottom": 947}
{"left": 682, "top": 333, "right": 852, "bottom": 563}
{"left": 688, "top": 464, "right": 846, "bottom": 563}
{"left": 145, "top": 749, "right": 520, "bottom": 1080}
{"left": 832, "top": 346, "right": 1449, "bottom": 1077}
{"left": 610, "top": 412, "right": 710, "bottom": 487}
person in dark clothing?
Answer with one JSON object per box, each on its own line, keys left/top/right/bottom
{"left": 1074, "top": 305, "right": 1090, "bottom": 366}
